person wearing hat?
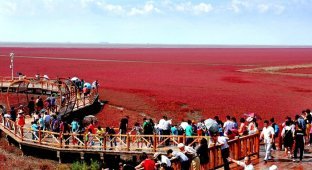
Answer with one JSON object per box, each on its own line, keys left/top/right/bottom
{"left": 247, "top": 117, "right": 258, "bottom": 135}
{"left": 178, "top": 143, "right": 200, "bottom": 170}
{"left": 153, "top": 152, "right": 171, "bottom": 168}
{"left": 17, "top": 109, "right": 25, "bottom": 127}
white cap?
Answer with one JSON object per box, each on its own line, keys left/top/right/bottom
{"left": 178, "top": 143, "right": 185, "bottom": 148}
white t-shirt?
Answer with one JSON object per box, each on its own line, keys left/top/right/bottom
{"left": 160, "top": 155, "right": 171, "bottom": 167}
{"left": 236, "top": 161, "right": 255, "bottom": 170}
{"left": 217, "top": 136, "right": 229, "bottom": 150}
{"left": 261, "top": 126, "right": 274, "bottom": 143}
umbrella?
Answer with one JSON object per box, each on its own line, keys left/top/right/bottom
{"left": 84, "top": 82, "right": 92, "bottom": 89}
{"left": 83, "top": 115, "right": 98, "bottom": 125}
{"left": 180, "top": 122, "right": 188, "bottom": 130}
{"left": 243, "top": 112, "right": 262, "bottom": 120}
{"left": 71, "top": 77, "right": 80, "bottom": 82}
{"left": 204, "top": 118, "right": 219, "bottom": 135}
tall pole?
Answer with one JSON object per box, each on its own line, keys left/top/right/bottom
{"left": 10, "top": 52, "right": 14, "bottom": 80}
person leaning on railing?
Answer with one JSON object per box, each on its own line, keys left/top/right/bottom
{"left": 227, "top": 156, "right": 254, "bottom": 170}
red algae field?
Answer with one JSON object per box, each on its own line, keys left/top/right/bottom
{"left": 1, "top": 47, "right": 312, "bottom": 127}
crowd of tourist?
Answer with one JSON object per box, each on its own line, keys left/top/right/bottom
{"left": 1, "top": 88, "right": 312, "bottom": 170}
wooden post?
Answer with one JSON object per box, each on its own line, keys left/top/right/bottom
{"left": 103, "top": 134, "right": 106, "bottom": 150}
{"left": 126, "top": 134, "right": 130, "bottom": 151}
{"left": 14, "top": 122, "right": 17, "bottom": 136}
{"left": 237, "top": 136, "right": 241, "bottom": 159}
{"left": 20, "top": 127, "right": 24, "bottom": 141}
{"left": 153, "top": 134, "right": 156, "bottom": 152}
{"left": 182, "top": 134, "right": 186, "bottom": 144}
{"left": 39, "top": 128, "right": 42, "bottom": 144}
{"left": 59, "top": 132, "right": 63, "bottom": 148}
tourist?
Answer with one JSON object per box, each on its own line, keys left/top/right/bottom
{"left": 143, "top": 118, "right": 154, "bottom": 147}
{"left": 9, "top": 106, "right": 16, "bottom": 122}
{"left": 260, "top": 120, "right": 274, "bottom": 163}
{"left": 38, "top": 114, "right": 45, "bottom": 130}
{"left": 167, "top": 148, "right": 189, "bottom": 170}
{"left": 231, "top": 117, "right": 238, "bottom": 130}
{"left": 51, "top": 116, "right": 60, "bottom": 132}
{"left": 306, "top": 109, "right": 312, "bottom": 144}
{"left": 31, "top": 121, "right": 39, "bottom": 140}
{"left": 106, "top": 126, "right": 117, "bottom": 147}
{"left": 130, "top": 122, "right": 143, "bottom": 148}
{"left": 97, "top": 126, "right": 105, "bottom": 146}
{"left": 17, "top": 109, "right": 25, "bottom": 127}
{"left": 153, "top": 152, "right": 171, "bottom": 168}
{"left": 227, "top": 156, "right": 254, "bottom": 170}
{"left": 92, "top": 80, "right": 99, "bottom": 89}
{"left": 238, "top": 118, "right": 248, "bottom": 136}
{"left": 296, "top": 113, "right": 306, "bottom": 135}
{"left": 50, "top": 94, "right": 56, "bottom": 112}
{"left": 135, "top": 152, "right": 156, "bottom": 170}
{"left": 223, "top": 115, "right": 235, "bottom": 136}
{"left": 270, "top": 118, "right": 279, "bottom": 150}
{"left": 196, "top": 138, "right": 209, "bottom": 170}
{"left": 87, "top": 120, "right": 97, "bottom": 134}
{"left": 293, "top": 122, "right": 305, "bottom": 162}
{"left": 86, "top": 128, "right": 94, "bottom": 147}
{"left": 177, "top": 143, "right": 200, "bottom": 170}
{"left": 119, "top": 115, "right": 129, "bottom": 135}
{"left": 212, "top": 134, "right": 230, "bottom": 170}
{"left": 247, "top": 117, "right": 258, "bottom": 135}
{"left": 196, "top": 120, "right": 206, "bottom": 136}
{"left": 71, "top": 118, "right": 80, "bottom": 132}
{"left": 36, "top": 96, "right": 44, "bottom": 111}
{"left": 27, "top": 97, "right": 35, "bottom": 116}
{"left": 159, "top": 116, "right": 171, "bottom": 146}
{"left": 185, "top": 120, "right": 194, "bottom": 146}
{"left": 0, "top": 105, "right": 6, "bottom": 118}
{"left": 43, "top": 111, "right": 51, "bottom": 131}
{"left": 60, "top": 119, "right": 70, "bottom": 145}
{"left": 281, "top": 121, "right": 294, "bottom": 158}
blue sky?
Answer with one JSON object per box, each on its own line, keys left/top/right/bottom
{"left": 0, "top": 0, "right": 311, "bottom": 45}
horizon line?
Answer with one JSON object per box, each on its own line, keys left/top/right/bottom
{"left": 0, "top": 42, "right": 312, "bottom": 48}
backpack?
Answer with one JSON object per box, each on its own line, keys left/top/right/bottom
{"left": 272, "top": 123, "right": 279, "bottom": 137}
{"left": 283, "top": 129, "right": 293, "bottom": 142}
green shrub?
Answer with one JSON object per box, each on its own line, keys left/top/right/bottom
{"left": 71, "top": 160, "right": 99, "bottom": 170}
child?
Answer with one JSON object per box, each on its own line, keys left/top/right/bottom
{"left": 130, "top": 122, "right": 143, "bottom": 148}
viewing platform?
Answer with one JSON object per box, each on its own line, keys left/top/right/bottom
{"left": 1, "top": 76, "right": 312, "bottom": 169}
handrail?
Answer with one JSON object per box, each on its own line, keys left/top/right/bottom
{"left": 0, "top": 115, "right": 259, "bottom": 169}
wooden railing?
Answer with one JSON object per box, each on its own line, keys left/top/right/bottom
{"left": 0, "top": 115, "right": 259, "bottom": 169}
{"left": 0, "top": 77, "right": 98, "bottom": 115}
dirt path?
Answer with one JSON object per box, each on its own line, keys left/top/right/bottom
{"left": 240, "top": 63, "right": 312, "bottom": 78}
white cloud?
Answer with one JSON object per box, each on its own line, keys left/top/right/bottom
{"left": 0, "top": 1, "right": 17, "bottom": 16}
{"left": 230, "top": 0, "right": 286, "bottom": 15}
{"left": 175, "top": 2, "right": 213, "bottom": 14}
{"left": 96, "top": 2, "right": 125, "bottom": 15}
{"left": 128, "top": 1, "right": 161, "bottom": 16}
{"left": 193, "top": 3, "right": 213, "bottom": 14}
{"left": 258, "top": 4, "right": 269, "bottom": 13}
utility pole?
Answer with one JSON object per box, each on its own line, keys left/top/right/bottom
{"left": 10, "top": 52, "right": 14, "bottom": 80}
